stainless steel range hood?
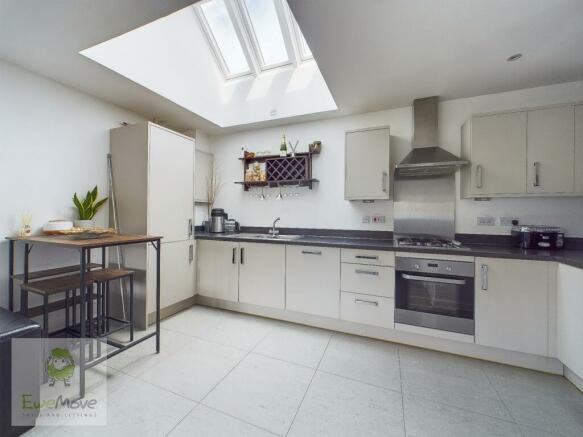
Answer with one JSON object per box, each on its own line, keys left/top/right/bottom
{"left": 395, "top": 97, "right": 467, "bottom": 177}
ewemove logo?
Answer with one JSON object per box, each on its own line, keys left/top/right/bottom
{"left": 12, "top": 338, "right": 107, "bottom": 427}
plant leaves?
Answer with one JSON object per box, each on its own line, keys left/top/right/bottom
{"left": 89, "top": 197, "right": 108, "bottom": 219}
{"left": 90, "top": 186, "right": 98, "bottom": 203}
{"left": 82, "top": 191, "right": 92, "bottom": 210}
{"left": 73, "top": 193, "right": 85, "bottom": 219}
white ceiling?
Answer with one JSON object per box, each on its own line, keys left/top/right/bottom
{"left": 1, "top": 0, "right": 582, "bottom": 134}
{"left": 289, "top": 0, "right": 583, "bottom": 115}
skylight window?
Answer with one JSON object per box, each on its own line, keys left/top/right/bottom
{"left": 240, "top": 0, "right": 291, "bottom": 68}
{"left": 199, "top": 0, "right": 250, "bottom": 77}
{"left": 196, "top": 0, "right": 315, "bottom": 79}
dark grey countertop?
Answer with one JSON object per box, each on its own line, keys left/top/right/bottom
{"left": 195, "top": 232, "right": 583, "bottom": 269}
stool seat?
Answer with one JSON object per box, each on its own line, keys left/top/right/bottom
{"left": 21, "top": 274, "right": 93, "bottom": 296}
{"left": 89, "top": 267, "right": 134, "bottom": 283}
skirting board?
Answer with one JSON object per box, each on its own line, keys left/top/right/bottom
{"left": 195, "top": 295, "right": 564, "bottom": 376}
{"left": 565, "top": 365, "right": 583, "bottom": 392}
{"left": 147, "top": 296, "right": 197, "bottom": 326}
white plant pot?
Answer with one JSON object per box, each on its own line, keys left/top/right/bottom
{"left": 74, "top": 219, "right": 95, "bottom": 229}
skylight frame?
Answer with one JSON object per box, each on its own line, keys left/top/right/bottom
{"left": 195, "top": 0, "right": 255, "bottom": 79}
{"left": 235, "top": 0, "right": 296, "bottom": 71}
{"left": 287, "top": 5, "right": 313, "bottom": 62}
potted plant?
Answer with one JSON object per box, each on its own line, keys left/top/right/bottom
{"left": 72, "top": 186, "right": 108, "bottom": 229}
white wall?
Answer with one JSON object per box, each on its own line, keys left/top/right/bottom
{"left": 0, "top": 59, "right": 144, "bottom": 313}
{"left": 209, "top": 80, "right": 583, "bottom": 236}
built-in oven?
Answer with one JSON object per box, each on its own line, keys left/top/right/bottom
{"left": 395, "top": 257, "right": 475, "bottom": 335}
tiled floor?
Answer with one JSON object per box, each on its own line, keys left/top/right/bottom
{"left": 26, "top": 305, "right": 583, "bottom": 436}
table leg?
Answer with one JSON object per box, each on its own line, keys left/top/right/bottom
{"left": 8, "top": 240, "right": 14, "bottom": 311}
{"left": 20, "top": 243, "right": 30, "bottom": 316}
{"left": 129, "top": 275, "right": 134, "bottom": 342}
{"left": 79, "top": 248, "right": 86, "bottom": 398}
{"left": 156, "top": 240, "right": 161, "bottom": 354}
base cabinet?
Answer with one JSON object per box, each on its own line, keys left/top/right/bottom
{"left": 239, "top": 243, "right": 285, "bottom": 309}
{"left": 340, "top": 291, "right": 394, "bottom": 329}
{"left": 475, "top": 258, "right": 549, "bottom": 356}
{"left": 557, "top": 264, "right": 583, "bottom": 379}
{"left": 286, "top": 245, "right": 340, "bottom": 318}
{"left": 197, "top": 240, "right": 238, "bottom": 302}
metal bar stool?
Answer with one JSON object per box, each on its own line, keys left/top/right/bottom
{"left": 89, "top": 267, "right": 135, "bottom": 342}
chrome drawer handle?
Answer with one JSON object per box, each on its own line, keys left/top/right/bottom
{"left": 355, "top": 255, "right": 378, "bottom": 260}
{"left": 481, "top": 264, "right": 489, "bottom": 291}
{"left": 355, "top": 298, "right": 379, "bottom": 306}
{"left": 476, "top": 164, "right": 483, "bottom": 189}
{"left": 302, "top": 250, "right": 322, "bottom": 255}
{"left": 355, "top": 269, "right": 379, "bottom": 276}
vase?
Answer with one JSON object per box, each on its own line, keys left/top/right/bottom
{"left": 74, "top": 219, "right": 95, "bottom": 229}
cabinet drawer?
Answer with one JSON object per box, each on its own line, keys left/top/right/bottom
{"left": 341, "top": 249, "right": 394, "bottom": 266}
{"left": 340, "top": 291, "right": 394, "bottom": 328}
{"left": 341, "top": 264, "right": 395, "bottom": 297}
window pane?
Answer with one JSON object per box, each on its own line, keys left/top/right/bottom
{"left": 201, "top": 0, "right": 250, "bottom": 75}
{"left": 244, "top": 0, "right": 289, "bottom": 66}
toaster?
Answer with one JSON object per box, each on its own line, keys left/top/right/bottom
{"left": 511, "top": 225, "right": 564, "bottom": 250}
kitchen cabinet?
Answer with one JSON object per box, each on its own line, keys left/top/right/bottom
{"left": 461, "top": 111, "right": 527, "bottom": 196}
{"left": 197, "top": 240, "right": 239, "bottom": 302}
{"left": 341, "top": 264, "right": 394, "bottom": 298}
{"left": 195, "top": 149, "right": 213, "bottom": 203}
{"left": 286, "top": 245, "right": 341, "bottom": 318}
{"left": 345, "top": 126, "right": 391, "bottom": 200}
{"left": 340, "top": 248, "right": 395, "bottom": 266}
{"left": 575, "top": 105, "right": 583, "bottom": 193}
{"left": 475, "top": 258, "right": 549, "bottom": 356}
{"left": 110, "top": 122, "right": 195, "bottom": 328}
{"left": 527, "top": 106, "right": 574, "bottom": 194}
{"left": 556, "top": 264, "right": 583, "bottom": 380}
{"left": 148, "top": 240, "right": 195, "bottom": 311}
{"left": 238, "top": 242, "right": 285, "bottom": 309}
{"left": 340, "top": 291, "right": 394, "bottom": 329}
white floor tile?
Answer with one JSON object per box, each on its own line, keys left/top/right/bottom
{"left": 203, "top": 353, "right": 314, "bottom": 435}
{"left": 318, "top": 333, "right": 401, "bottom": 391}
{"left": 253, "top": 322, "right": 331, "bottom": 368}
{"left": 106, "top": 328, "right": 192, "bottom": 377}
{"left": 288, "top": 371, "right": 405, "bottom": 437}
{"left": 400, "top": 349, "right": 512, "bottom": 420}
{"left": 169, "top": 405, "right": 277, "bottom": 437}
{"left": 137, "top": 337, "right": 246, "bottom": 401}
{"left": 403, "top": 395, "right": 522, "bottom": 437}
{"left": 161, "top": 305, "right": 226, "bottom": 337}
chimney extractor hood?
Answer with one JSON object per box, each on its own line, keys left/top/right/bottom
{"left": 396, "top": 97, "right": 468, "bottom": 177}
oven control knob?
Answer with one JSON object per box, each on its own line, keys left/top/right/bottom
{"left": 446, "top": 266, "right": 452, "bottom": 272}
{"left": 414, "top": 264, "right": 420, "bottom": 270}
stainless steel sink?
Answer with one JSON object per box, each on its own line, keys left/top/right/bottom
{"left": 235, "top": 233, "right": 301, "bottom": 241}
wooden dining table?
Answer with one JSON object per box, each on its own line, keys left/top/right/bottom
{"left": 6, "top": 233, "right": 162, "bottom": 398}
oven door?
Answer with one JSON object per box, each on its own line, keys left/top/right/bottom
{"left": 395, "top": 271, "right": 475, "bottom": 335}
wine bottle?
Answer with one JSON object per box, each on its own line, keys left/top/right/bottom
{"left": 279, "top": 134, "right": 287, "bottom": 157}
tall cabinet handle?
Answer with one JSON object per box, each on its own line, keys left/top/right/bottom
{"left": 240, "top": 247, "right": 245, "bottom": 265}
{"left": 476, "top": 165, "right": 483, "bottom": 189}
{"left": 189, "top": 244, "right": 194, "bottom": 263}
{"left": 533, "top": 162, "right": 540, "bottom": 187}
{"left": 232, "top": 248, "right": 236, "bottom": 264}
{"left": 188, "top": 219, "right": 193, "bottom": 237}
{"left": 381, "top": 171, "right": 388, "bottom": 193}
{"left": 481, "top": 264, "right": 489, "bottom": 291}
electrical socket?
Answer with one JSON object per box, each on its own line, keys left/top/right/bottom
{"left": 362, "top": 215, "right": 371, "bottom": 224}
{"left": 499, "top": 216, "right": 519, "bottom": 226}
{"left": 371, "top": 215, "right": 386, "bottom": 224}
{"left": 477, "top": 216, "right": 496, "bottom": 226}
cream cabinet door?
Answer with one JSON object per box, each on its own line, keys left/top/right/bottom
{"left": 286, "top": 245, "right": 340, "bottom": 318}
{"left": 148, "top": 125, "right": 194, "bottom": 242}
{"left": 238, "top": 243, "right": 285, "bottom": 309}
{"left": 345, "top": 127, "right": 391, "bottom": 200}
{"left": 527, "top": 105, "right": 574, "bottom": 194}
{"left": 575, "top": 105, "right": 583, "bottom": 193}
{"left": 557, "top": 264, "right": 583, "bottom": 379}
{"left": 469, "top": 112, "right": 527, "bottom": 196}
{"left": 147, "top": 240, "right": 195, "bottom": 312}
{"left": 195, "top": 150, "right": 213, "bottom": 203}
{"left": 197, "top": 240, "right": 239, "bottom": 302}
{"left": 475, "top": 258, "right": 548, "bottom": 356}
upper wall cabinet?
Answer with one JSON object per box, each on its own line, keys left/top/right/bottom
{"left": 195, "top": 149, "right": 213, "bottom": 203}
{"left": 527, "top": 106, "right": 574, "bottom": 194}
{"left": 461, "top": 103, "right": 579, "bottom": 198}
{"left": 345, "top": 126, "right": 391, "bottom": 200}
